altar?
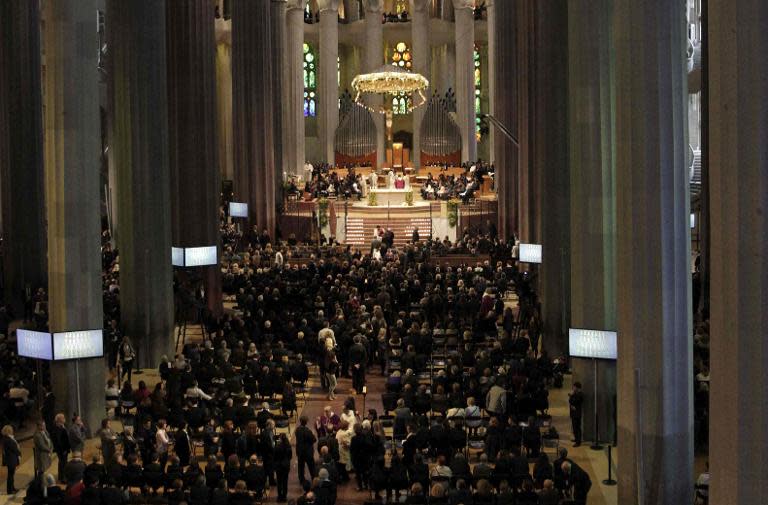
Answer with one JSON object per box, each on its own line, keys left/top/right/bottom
{"left": 369, "top": 188, "right": 411, "bottom": 206}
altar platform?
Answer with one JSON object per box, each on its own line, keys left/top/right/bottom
{"left": 367, "top": 187, "right": 412, "bottom": 206}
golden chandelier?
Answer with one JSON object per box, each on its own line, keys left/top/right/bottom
{"left": 351, "top": 66, "right": 429, "bottom": 114}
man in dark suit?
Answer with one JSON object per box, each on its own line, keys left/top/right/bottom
{"left": 33, "top": 420, "right": 53, "bottom": 478}
{"left": 2, "top": 426, "right": 21, "bottom": 494}
{"left": 569, "top": 382, "right": 585, "bottom": 447}
{"left": 562, "top": 461, "right": 592, "bottom": 505}
{"left": 51, "top": 413, "right": 70, "bottom": 483}
{"left": 315, "top": 468, "right": 337, "bottom": 505}
{"left": 64, "top": 451, "right": 87, "bottom": 487}
{"left": 174, "top": 421, "right": 192, "bottom": 467}
{"left": 295, "top": 415, "right": 317, "bottom": 486}
{"left": 348, "top": 335, "right": 368, "bottom": 394}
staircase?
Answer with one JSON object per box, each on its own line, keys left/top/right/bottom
{"left": 345, "top": 216, "right": 433, "bottom": 248}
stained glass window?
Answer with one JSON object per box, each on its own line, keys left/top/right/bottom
{"left": 474, "top": 47, "right": 482, "bottom": 140}
{"left": 391, "top": 42, "right": 412, "bottom": 115}
{"left": 395, "top": 0, "right": 408, "bottom": 13}
{"left": 304, "top": 43, "right": 317, "bottom": 117}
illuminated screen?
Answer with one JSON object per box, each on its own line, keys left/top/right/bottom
{"left": 17, "top": 329, "right": 53, "bottom": 360}
{"left": 519, "top": 243, "right": 542, "bottom": 264}
{"left": 172, "top": 247, "right": 185, "bottom": 267}
{"left": 53, "top": 329, "right": 104, "bottom": 360}
{"left": 569, "top": 328, "right": 618, "bottom": 360}
{"left": 184, "top": 246, "right": 218, "bottom": 267}
{"left": 229, "top": 202, "right": 248, "bottom": 218}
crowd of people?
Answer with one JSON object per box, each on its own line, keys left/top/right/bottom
{"left": 0, "top": 203, "right": 601, "bottom": 505}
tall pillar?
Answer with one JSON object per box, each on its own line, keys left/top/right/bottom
{"left": 411, "top": 0, "right": 430, "bottom": 169}
{"left": 567, "top": 0, "right": 616, "bottom": 443}
{"left": 287, "top": 0, "right": 307, "bottom": 178}
{"left": 107, "top": 0, "right": 175, "bottom": 368}
{"left": 271, "top": 0, "right": 288, "bottom": 200}
{"left": 452, "top": 0, "right": 476, "bottom": 163}
{"left": 43, "top": 0, "right": 104, "bottom": 431}
{"left": 167, "top": 0, "right": 223, "bottom": 316}
{"left": 0, "top": 0, "right": 47, "bottom": 313}
{"left": 615, "top": 0, "right": 692, "bottom": 503}
{"left": 532, "top": 1, "right": 569, "bottom": 357}
{"left": 232, "top": 0, "right": 276, "bottom": 235}
{"left": 363, "top": 0, "right": 385, "bottom": 167}
{"left": 215, "top": 26, "right": 234, "bottom": 182}
{"left": 486, "top": 0, "right": 496, "bottom": 165}
{"left": 709, "top": 1, "right": 768, "bottom": 503}
{"left": 318, "top": 0, "right": 340, "bottom": 164}
{"left": 491, "top": 0, "right": 518, "bottom": 240}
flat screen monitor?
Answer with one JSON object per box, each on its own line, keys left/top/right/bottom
{"left": 569, "top": 328, "right": 618, "bottom": 360}
{"left": 184, "top": 246, "right": 218, "bottom": 267}
{"left": 229, "top": 202, "right": 248, "bottom": 218}
{"left": 172, "top": 247, "right": 185, "bottom": 267}
{"left": 52, "top": 329, "right": 104, "bottom": 360}
{"left": 519, "top": 243, "right": 542, "bottom": 264}
{"left": 17, "top": 329, "right": 53, "bottom": 360}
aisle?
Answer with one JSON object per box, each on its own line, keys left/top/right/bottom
{"left": 280, "top": 368, "right": 387, "bottom": 505}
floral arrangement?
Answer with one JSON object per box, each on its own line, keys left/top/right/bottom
{"left": 447, "top": 199, "right": 460, "bottom": 227}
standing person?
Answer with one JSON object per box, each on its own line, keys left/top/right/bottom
{"left": 2, "top": 425, "right": 21, "bottom": 494}
{"left": 412, "top": 227, "right": 420, "bottom": 243}
{"left": 97, "top": 419, "right": 117, "bottom": 466}
{"left": 174, "top": 421, "right": 192, "bottom": 468}
{"left": 106, "top": 319, "right": 122, "bottom": 372}
{"left": 155, "top": 420, "right": 171, "bottom": 466}
{"left": 569, "top": 382, "right": 584, "bottom": 447}
{"left": 68, "top": 415, "right": 87, "bottom": 454}
{"left": 349, "top": 424, "right": 371, "bottom": 492}
{"left": 274, "top": 433, "right": 292, "bottom": 502}
{"left": 33, "top": 420, "right": 54, "bottom": 478}
{"left": 118, "top": 335, "right": 136, "bottom": 383}
{"left": 295, "top": 415, "right": 317, "bottom": 486}
{"left": 348, "top": 335, "right": 368, "bottom": 395}
{"left": 51, "top": 413, "right": 70, "bottom": 483}
{"left": 326, "top": 352, "right": 339, "bottom": 400}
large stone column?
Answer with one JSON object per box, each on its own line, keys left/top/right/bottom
{"left": 615, "top": 0, "right": 692, "bottom": 503}
{"left": 232, "top": 0, "right": 277, "bottom": 235}
{"left": 286, "top": 0, "right": 307, "bottom": 178}
{"left": 363, "top": 0, "right": 385, "bottom": 168}
{"left": 271, "top": 0, "right": 288, "bottom": 202}
{"left": 167, "top": 0, "right": 222, "bottom": 316}
{"left": 709, "top": 2, "right": 768, "bottom": 503}
{"left": 492, "top": 0, "right": 523, "bottom": 240}
{"left": 215, "top": 26, "right": 234, "bottom": 182}
{"left": 43, "top": 0, "right": 104, "bottom": 431}
{"left": 486, "top": 0, "right": 496, "bottom": 165}
{"left": 318, "top": 0, "right": 340, "bottom": 164}
{"left": 410, "top": 0, "right": 430, "bottom": 169}
{"left": 568, "top": 0, "right": 616, "bottom": 443}
{"left": 107, "top": 0, "right": 175, "bottom": 368}
{"left": 0, "top": 0, "right": 47, "bottom": 313}
{"left": 533, "top": 1, "right": 569, "bottom": 357}
{"left": 452, "top": 0, "right": 476, "bottom": 163}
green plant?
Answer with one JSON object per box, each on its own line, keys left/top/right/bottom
{"left": 405, "top": 191, "right": 414, "bottom": 206}
{"left": 447, "top": 199, "right": 460, "bottom": 228}
{"left": 367, "top": 191, "right": 378, "bottom": 207}
{"left": 318, "top": 197, "right": 330, "bottom": 228}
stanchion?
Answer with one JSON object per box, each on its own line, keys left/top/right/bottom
{"left": 602, "top": 445, "right": 617, "bottom": 485}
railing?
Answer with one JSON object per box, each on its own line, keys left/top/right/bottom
{"left": 456, "top": 199, "right": 498, "bottom": 237}
{"left": 279, "top": 199, "right": 318, "bottom": 244}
